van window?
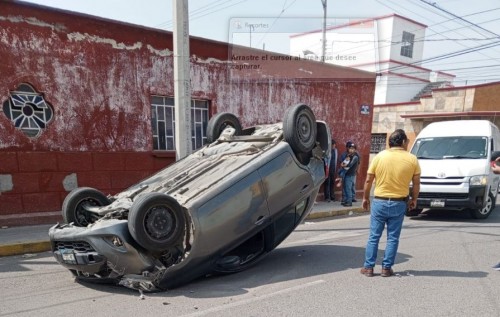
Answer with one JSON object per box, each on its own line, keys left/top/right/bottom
{"left": 411, "top": 137, "right": 488, "bottom": 159}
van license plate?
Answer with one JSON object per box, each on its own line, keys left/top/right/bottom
{"left": 430, "top": 199, "right": 445, "bottom": 207}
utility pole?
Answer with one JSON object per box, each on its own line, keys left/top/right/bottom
{"left": 249, "top": 24, "right": 254, "bottom": 48}
{"left": 321, "top": 0, "right": 327, "bottom": 62}
{"left": 173, "top": 0, "right": 192, "bottom": 160}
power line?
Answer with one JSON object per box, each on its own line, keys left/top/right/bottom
{"left": 384, "top": 40, "right": 500, "bottom": 72}
{"left": 370, "top": 0, "right": 500, "bottom": 75}
{"left": 253, "top": 0, "right": 298, "bottom": 48}
{"left": 366, "top": 0, "right": 500, "bottom": 84}
{"left": 419, "top": 0, "right": 500, "bottom": 38}
{"left": 156, "top": 0, "right": 248, "bottom": 30}
{"left": 296, "top": 1, "right": 499, "bottom": 65}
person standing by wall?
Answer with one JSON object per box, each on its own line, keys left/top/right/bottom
{"left": 323, "top": 140, "right": 338, "bottom": 202}
{"left": 341, "top": 143, "right": 360, "bottom": 207}
{"left": 351, "top": 144, "right": 360, "bottom": 203}
{"left": 335, "top": 154, "right": 351, "bottom": 188}
{"left": 340, "top": 141, "right": 359, "bottom": 203}
{"left": 339, "top": 141, "right": 352, "bottom": 203}
{"left": 360, "top": 129, "right": 421, "bottom": 277}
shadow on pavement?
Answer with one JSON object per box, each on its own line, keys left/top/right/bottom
{"left": 148, "top": 244, "right": 411, "bottom": 298}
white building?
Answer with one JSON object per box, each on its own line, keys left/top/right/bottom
{"left": 290, "top": 14, "right": 455, "bottom": 104}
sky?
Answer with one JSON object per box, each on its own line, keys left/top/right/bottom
{"left": 22, "top": 0, "right": 500, "bottom": 86}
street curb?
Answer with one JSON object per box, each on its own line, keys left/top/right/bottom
{"left": 0, "top": 241, "right": 51, "bottom": 257}
{"left": 306, "top": 207, "right": 366, "bottom": 220}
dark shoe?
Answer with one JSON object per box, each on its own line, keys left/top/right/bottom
{"left": 381, "top": 267, "right": 394, "bottom": 277}
{"left": 352, "top": 199, "right": 357, "bottom": 202}
{"left": 342, "top": 202, "right": 352, "bottom": 207}
{"left": 360, "top": 267, "right": 374, "bottom": 277}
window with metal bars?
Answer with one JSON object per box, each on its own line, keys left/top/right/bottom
{"left": 151, "top": 96, "right": 209, "bottom": 151}
{"left": 370, "top": 133, "right": 387, "bottom": 153}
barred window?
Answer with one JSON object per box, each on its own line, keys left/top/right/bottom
{"left": 151, "top": 96, "right": 209, "bottom": 151}
{"left": 371, "top": 133, "right": 387, "bottom": 153}
{"left": 400, "top": 31, "right": 415, "bottom": 58}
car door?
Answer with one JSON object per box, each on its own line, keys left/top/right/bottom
{"left": 196, "top": 170, "right": 269, "bottom": 256}
{"left": 258, "top": 151, "right": 314, "bottom": 242}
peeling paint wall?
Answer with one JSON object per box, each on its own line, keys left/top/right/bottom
{"left": 0, "top": 2, "right": 375, "bottom": 226}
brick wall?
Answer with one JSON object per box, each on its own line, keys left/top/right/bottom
{"left": 0, "top": 151, "right": 174, "bottom": 226}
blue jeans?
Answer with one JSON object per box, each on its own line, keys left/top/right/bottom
{"left": 343, "top": 175, "right": 355, "bottom": 204}
{"left": 352, "top": 175, "right": 356, "bottom": 198}
{"left": 363, "top": 198, "right": 406, "bottom": 269}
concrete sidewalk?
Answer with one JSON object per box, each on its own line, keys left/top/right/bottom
{"left": 0, "top": 200, "right": 364, "bottom": 257}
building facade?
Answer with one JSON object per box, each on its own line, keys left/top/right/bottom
{"left": 0, "top": 2, "right": 376, "bottom": 226}
{"left": 290, "top": 14, "right": 455, "bottom": 105}
{"left": 371, "top": 81, "right": 500, "bottom": 155}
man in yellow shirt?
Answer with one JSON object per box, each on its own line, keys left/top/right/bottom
{"left": 360, "top": 129, "right": 421, "bottom": 277}
{"left": 492, "top": 153, "right": 500, "bottom": 174}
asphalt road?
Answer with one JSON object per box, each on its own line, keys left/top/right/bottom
{"left": 2, "top": 204, "right": 500, "bottom": 317}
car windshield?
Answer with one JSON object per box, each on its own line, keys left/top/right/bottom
{"left": 411, "top": 136, "right": 488, "bottom": 159}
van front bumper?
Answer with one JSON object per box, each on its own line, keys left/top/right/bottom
{"left": 416, "top": 186, "right": 486, "bottom": 210}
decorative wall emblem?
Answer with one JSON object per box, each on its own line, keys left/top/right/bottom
{"left": 2, "top": 83, "right": 54, "bottom": 137}
{"left": 360, "top": 103, "right": 370, "bottom": 115}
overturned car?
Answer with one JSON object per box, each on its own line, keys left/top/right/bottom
{"left": 49, "top": 104, "right": 331, "bottom": 291}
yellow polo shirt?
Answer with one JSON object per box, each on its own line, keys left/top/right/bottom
{"left": 368, "top": 147, "right": 421, "bottom": 198}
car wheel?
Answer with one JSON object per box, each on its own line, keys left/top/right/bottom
{"left": 206, "top": 112, "right": 242, "bottom": 143}
{"left": 470, "top": 192, "right": 495, "bottom": 219}
{"left": 128, "top": 193, "right": 186, "bottom": 252}
{"left": 62, "top": 187, "right": 110, "bottom": 226}
{"left": 283, "top": 104, "right": 317, "bottom": 154}
{"left": 405, "top": 208, "right": 422, "bottom": 217}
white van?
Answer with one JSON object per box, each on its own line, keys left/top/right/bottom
{"left": 409, "top": 120, "right": 500, "bottom": 219}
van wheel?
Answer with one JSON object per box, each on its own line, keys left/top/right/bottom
{"left": 470, "top": 192, "right": 495, "bottom": 219}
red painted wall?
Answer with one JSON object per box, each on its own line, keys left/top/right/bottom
{"left": 0, "top": 2, "right": 375, "bottom": 226}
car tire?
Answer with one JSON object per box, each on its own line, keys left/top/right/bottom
{"left": 206, "top": 112, "right": 242, "bottom": 143}
{"left": 283, "top": 104, "right": 317, "bottom": 154}
{"left": 470, "top": 192, "right": 495, "bottom": 219}
{"left": 128, "top": 193, "right": 186, "bottom": 252}
{"left": 405, "top": 208, "right": 422, "bottom": 217}
{"left": 62, "top": 187, "right": 110, "bottom": 226}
